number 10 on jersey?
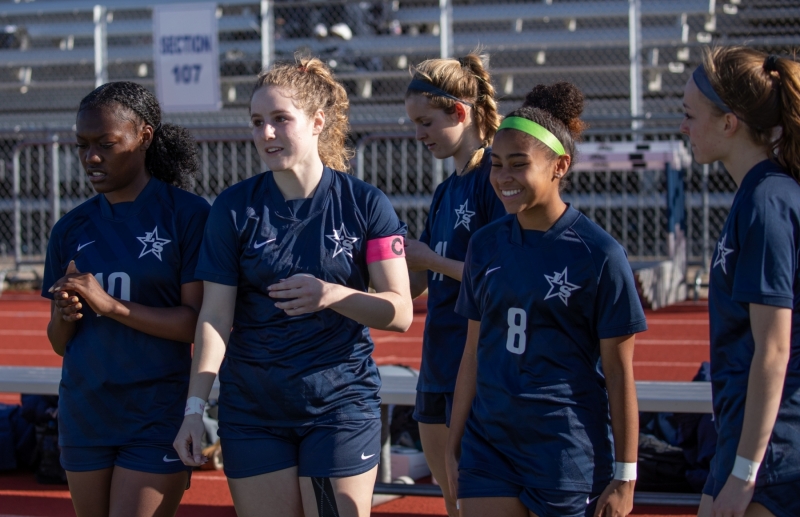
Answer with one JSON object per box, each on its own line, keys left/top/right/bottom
{"left": 506, "top": 308, "right": 527, "bottom": 354}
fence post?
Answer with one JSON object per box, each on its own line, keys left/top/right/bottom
{"left": 439, "top": 0, "right": 453, "bottom": 59}
{"left": 701, "top": 163, "right": 710, "bottom": 268}
{"left": 50, "top": 134, "right": 61, "bottom": 234}
{"left": 628, "top": 0, "right": 643, "bottom": 136}
{"left": 12, "top": 148, "right": 21, "bottom": 264}
{"left": 94, "top": 5, "right": 108, "bottom": 88}
{"left": 260, "top": 0, "right": 274, "bottom": 71}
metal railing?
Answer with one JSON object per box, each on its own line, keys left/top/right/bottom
{"left": 2, "top": 128, "right": 733, "bottom": 268}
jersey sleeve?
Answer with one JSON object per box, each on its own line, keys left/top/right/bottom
{"left": 455, "top": 239, "right": 482, "bottom": 321}
{"left": 41, "top": 223, "right": 64, "bottom": 301}
{"left": 178, "top": 199, "right": 211, "bottom": 285}
{"left": 367, "top": 188, "right": 407, "bottom": 240}
{"left": 594, "top": 243, "right": 648, "bottom": 339}
{"left": 477, "top": 169, "right": 506, "bottom": 226}
{"left": 195, "top": 194, "right": 240, "bottom": 286}
{"left": 731, "top": 191, "right": 797, "bottom": 308}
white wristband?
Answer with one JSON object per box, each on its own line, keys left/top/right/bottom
{"left": 731, "top": 455, "right": 760, "bottom": 482}
{"left": 184, "top": 396, "right": 206, "bottom": 416}
{"left": 613, "top": 462, "right": 637, "bottom": 481}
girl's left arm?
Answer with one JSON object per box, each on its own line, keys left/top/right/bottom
{"left": 51, "top": 261, "right": 203, "bottom": 343}
{"left": 595, "top": 333, "right": 638, "bottom": 517}
{"left": 712, "top": 303, "right": 791, "bottom": 517}
{"left": 268, "top": 255, "right": 413, "bottom": 332}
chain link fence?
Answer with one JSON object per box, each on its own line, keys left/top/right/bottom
{"left": 0, "top": 125, "right": 734, "bottom": 270}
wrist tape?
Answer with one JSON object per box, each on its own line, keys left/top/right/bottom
{"left": 184, "top": 396, "right": 206, "bottom": 416}
{"left": 731, "top": 455, "right": 760, "bottom": 482}
{"left": 614, "top": 462, "right": 637, "bottom": 481}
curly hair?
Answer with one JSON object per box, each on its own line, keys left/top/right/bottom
{"left": 251, "top": 56, "right": 353, "bottom": 172}
{"left": 407, "top": 51, "right": 500, "bottom": 172}
{"left": 77, "top": 81, "right": 199, "bottom": 189}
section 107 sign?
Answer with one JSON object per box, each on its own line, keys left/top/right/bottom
{"left": 153, "top": 3, "right": 221, "bottom": 112}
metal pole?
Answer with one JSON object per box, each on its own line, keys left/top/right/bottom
{"left": 378, "top": 405, "right": 392, "bottom": 483}
{"left": 50, "top": 134, "right": 61, "bottom": 232}
{"left": 93, "top": 5, "right": 108, "bottom": 88}
{"left": 439, "top": 0, "right": 453, "bottom": 59}
{"left": 12, "top": 148, "right": 21, "bottom": 264}
{"left": 628, "top": 0, "right": 643, "bottom": 136}
{"left": 701, "top": 164, "right": 710, "bottom": 267}
{"left": 261, "top": 0, "right": 274, "bottom": 71}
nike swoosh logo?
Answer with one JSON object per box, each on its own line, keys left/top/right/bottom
{"left": 361, "top": 453, "right": 375, "bottom": 460}
{"left": 77, "top": 241, "right": 95, "bottom": 251}
{"left": 486, "top": 266, "right": 501, "bottom": 275}
{"left": 162, "top": 455, "right": 181, "bottom": 463}
{"left": 254, "top": 238, "right": 276, "bottom": 249}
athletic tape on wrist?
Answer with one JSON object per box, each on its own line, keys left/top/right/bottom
{"left": 184, "top": 396, "right": 206, "bottom": 416}
{"left": 614, "top": 462, "right": 637, "bottom": 481}
{"left": 731, "top": 455, "right": 760, "bottom": 482}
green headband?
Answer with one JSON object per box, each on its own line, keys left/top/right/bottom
{"left": 497, "top": 117, "right": 566, "bottom": 156}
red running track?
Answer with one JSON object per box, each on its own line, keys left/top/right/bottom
{"left": 0, "top": 292, "right": 708, "bottom": 516}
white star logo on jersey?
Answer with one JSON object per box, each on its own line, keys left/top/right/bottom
{"left": 544, "top": 267, "right": 581, "bottom": 306}
{"left": 713, "top": 233, "right": 734, "bottom": 274}
{"left": 137, "top": 226, "right": 171, "bottom": 261}
{"left": 326, "top": 224, "right": 359, "bottom": 259}
{"left": 453, "top": 200, "right": 475, "bottom": 231}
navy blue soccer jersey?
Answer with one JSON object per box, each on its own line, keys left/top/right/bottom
{"left": 417, "top": 151, "right": 506, "bottom": 392}
{"left": 195, "top": 167, "right": 406, "bottom": 430}
{"left": 455, "top": 206, "right": 647, "bottom": 491}
{"left": 40, "top": 177, "right": 210, "bottom": 447}
{"left": 708, "top": 160, "right": 800, "bottom": 489}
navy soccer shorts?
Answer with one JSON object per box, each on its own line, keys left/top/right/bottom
{"left": 221, "top": 418, "right": 381, "bottom": 479}
{"left": 60, "top": 442, "right": 190, "bottom": 475}
{"left": 458, "top": 467, "right": 602, "bottom": 517}
{"left": 703, "top": 468, "right": 799, "bottom": 517}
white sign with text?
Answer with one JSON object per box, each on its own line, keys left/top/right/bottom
{"left": 153, "top": 3, "right": 221, "bottom": 112}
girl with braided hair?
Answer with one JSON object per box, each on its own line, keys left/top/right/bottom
{"left": 43, "top": 81, "right": 209, "bottom": 516}
{"left": 402, "top": 52, "right": 506, "bottom": 516}
{"left": 173, "top": 57, "right": 412, "bottom": 517}
{"left": 681, "top": 47, "right": 800, "bottom": 517}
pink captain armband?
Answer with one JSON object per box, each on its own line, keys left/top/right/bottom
{"left": 366, "top": 236, "right": 405, "bottom": 264}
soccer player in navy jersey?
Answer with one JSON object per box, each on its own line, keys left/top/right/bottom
{"left": 172, "top": 57, "right": 412, "bottom": 517}
{"left": 681, "top": 47, "right": 800, "bottom": 517}
{"left": 445, "top": 82, "right": 647, "bottom": 517}
{"left": 402, "top": 52, "right": 505, "bottom": 516}
{"left": 43, "top": 82, "right": 209, "bottom": 517}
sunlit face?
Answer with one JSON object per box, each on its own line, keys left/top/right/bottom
{"left": 75, "top": 105, "right": 152, "bottom": 202}
{"left": 250, "top": 85, "right": 324, "bottom": 174}
{"left": 404, "top": 94, "right": 466, "bottom": 160}
{"left": 680, "top": 77, "right": 728, "bottom": 165}
{"left": 490, "top": 128, "right": 564, "bottom": 216}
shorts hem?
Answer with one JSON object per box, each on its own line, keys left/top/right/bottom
{"left": 224, "top": 458, "right": 298, "bottom": 479}
{"left": 298, "top": 457, "right": 380, "bottom": 479}
{"left": 114, "top": 461, "right": 192, "bottom": 475}
{"left": 61, "top": 458, "right": 115, "bottom": 472}
{"left": 458, "top": 487, "right": 520, "bottom": 499}
{"left": 412, "top": 411, "right": 447, "bottom": 425}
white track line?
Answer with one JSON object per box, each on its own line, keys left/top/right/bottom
{"left": 633, "top": 361, "right": 707, "bottom": 367}
{"left": 0, "top": 349, "right": 53, "bottom": 354}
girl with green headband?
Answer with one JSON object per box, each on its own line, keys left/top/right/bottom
{"left": 446, "top": 82, "right": 646, "bottom": 517}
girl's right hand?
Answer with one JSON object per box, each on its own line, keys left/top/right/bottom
{"left": 173, "top": 414, "right": 208, "bottom": 467}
